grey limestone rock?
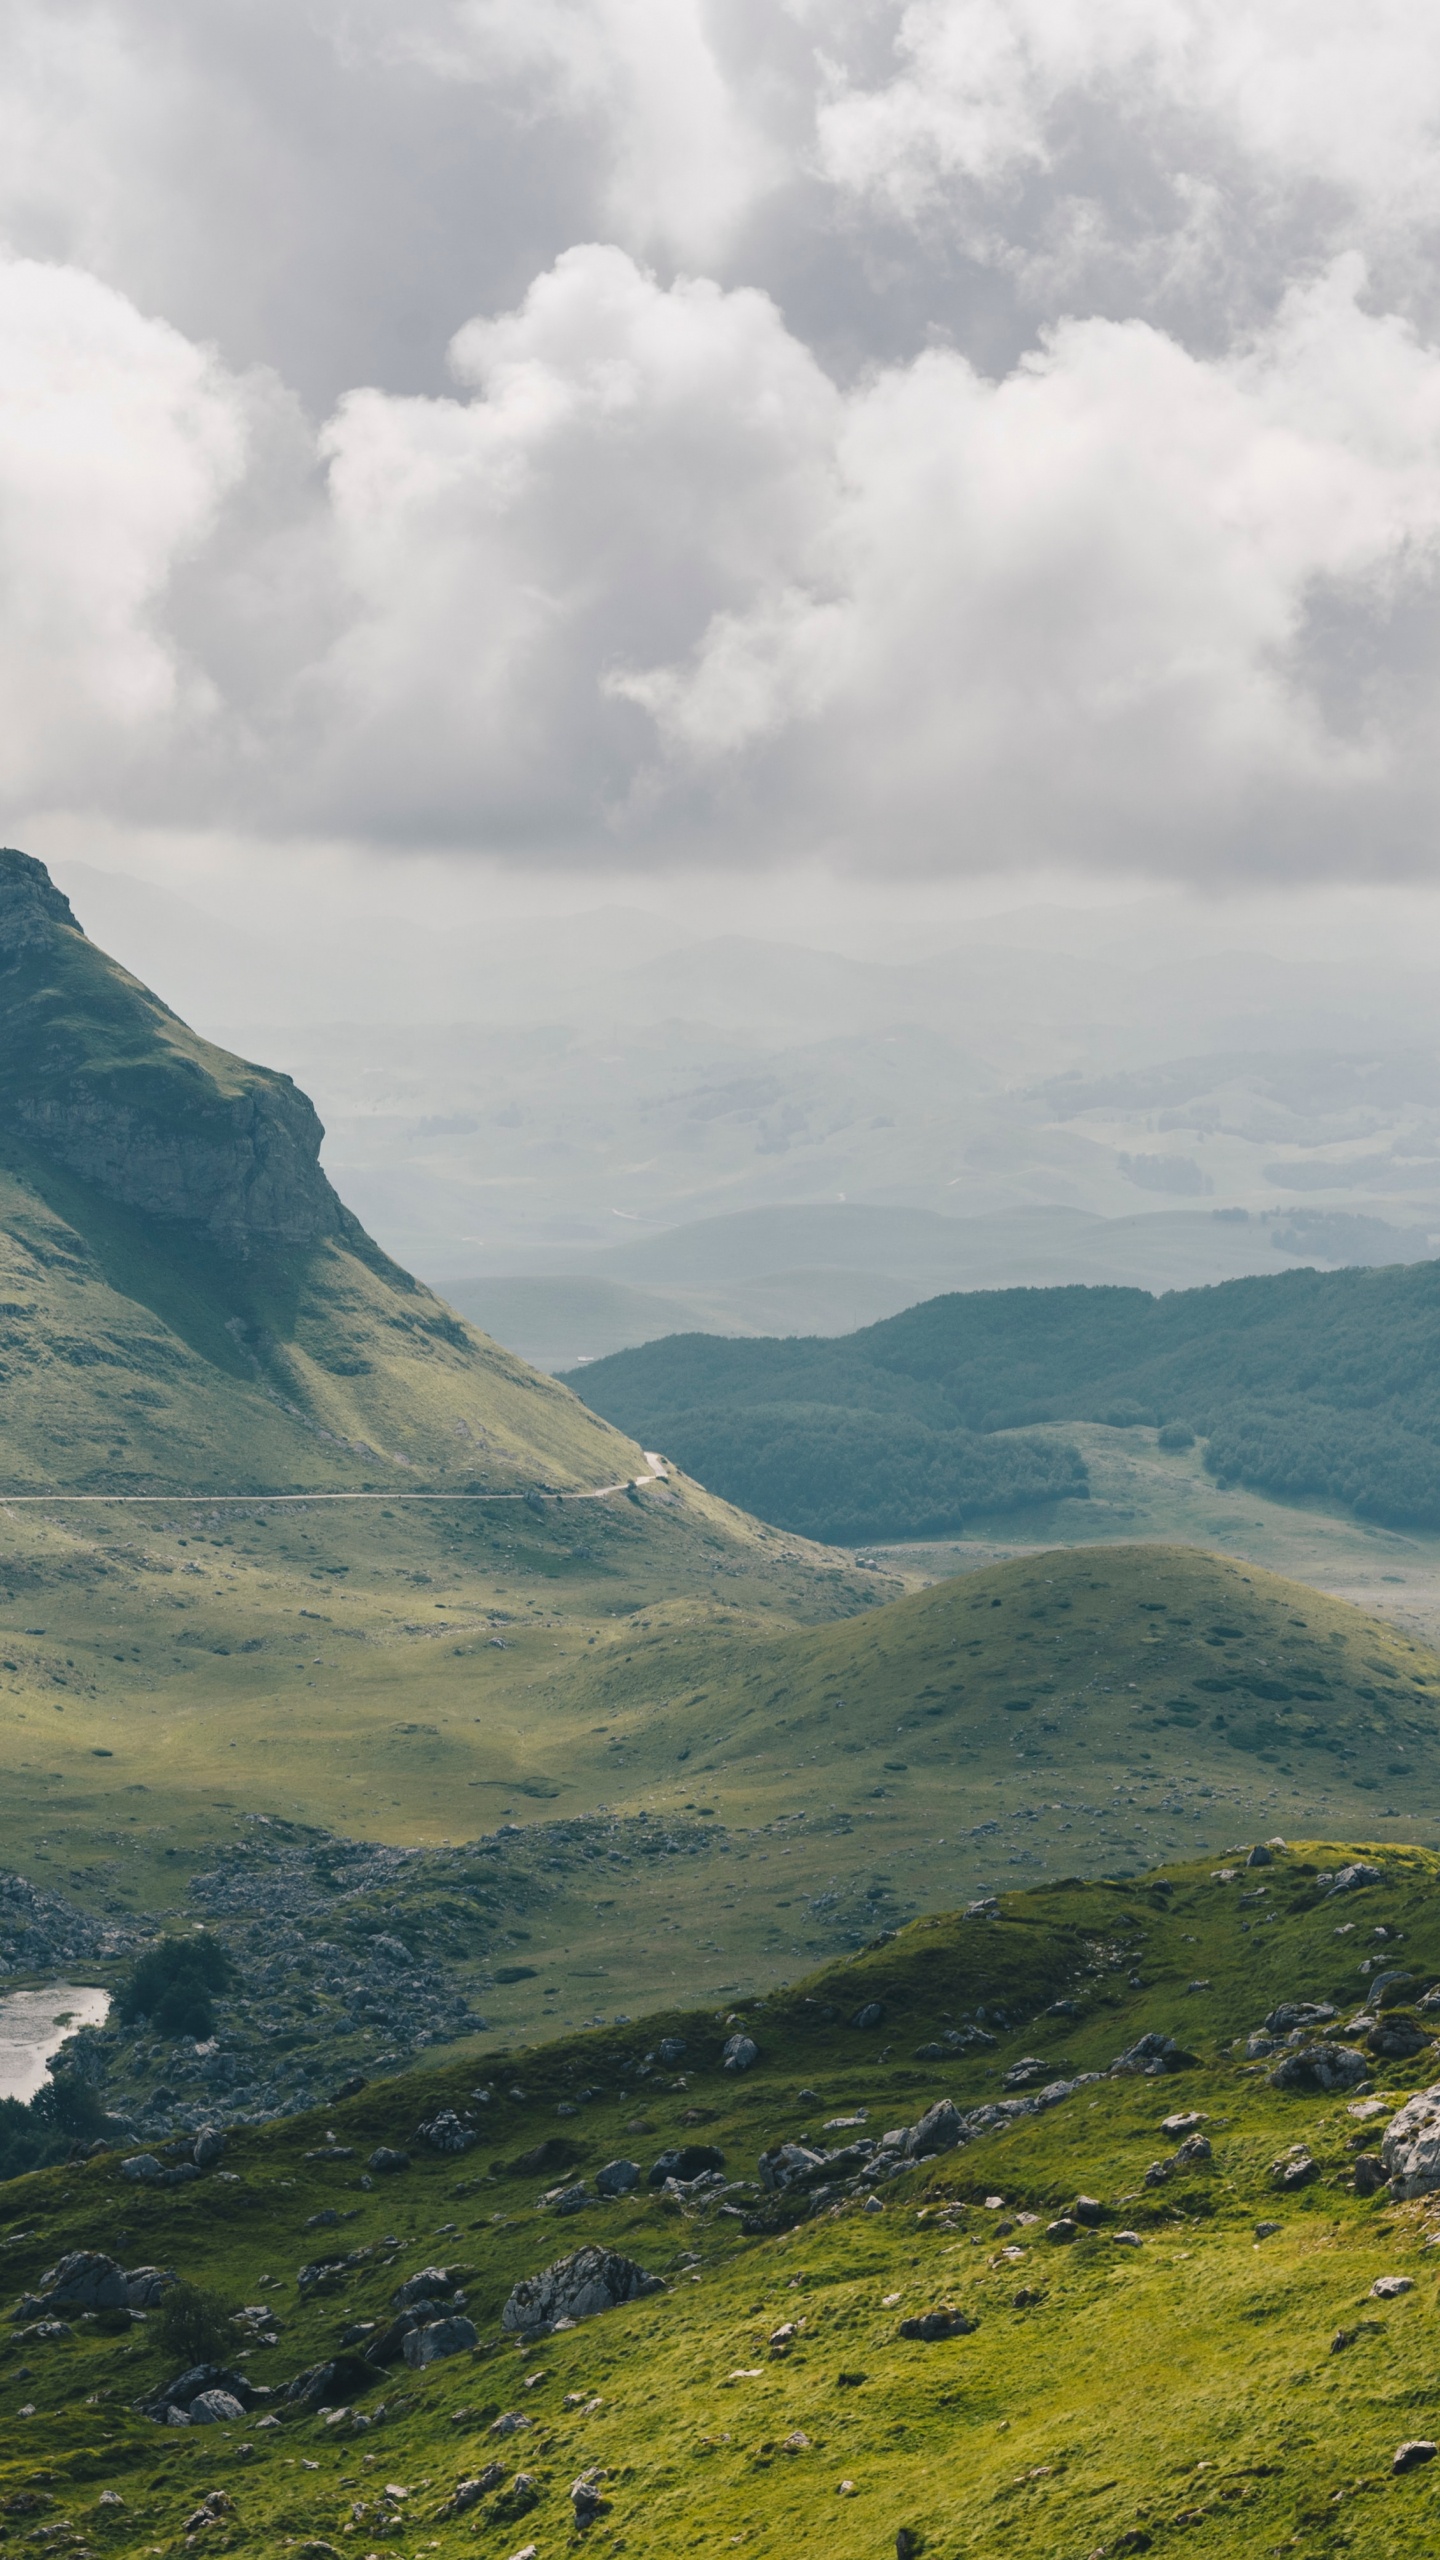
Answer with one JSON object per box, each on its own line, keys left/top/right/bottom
{"left": 501, "top": 2245, "right": 663, "bottom": 2335}
{"left": 1109, "top": 2032, "right": 1192, "bottom": 2078}
{"left": 35, "top": 2251, "right": 129, "bottom": 2312}
{"left": 595, "top": 2158, "right": 640, "bottom": 2197}
{"left": 1268, "top": 2042, "right": 1368, "bottom": 2094}
{"left": 1269, "top": 2147, "right": 1319, "bottom": 2190}
{"left": 120, "top": 2154, "right": 165, "bottom": 2183}
{"left": 193, "top": 2126, "right": 225, "bottom": 2167}
{"left": 402, "top": 2315, "right": 478, "bottom": 2368}
{"left": 897, "top": 2307, "right": 977, "bottom": 2339}
{"left": 367, "top": 2146, "right": 410, "bottom": 2175}
{"left": 189, "top": 2389, "right": 246, "bottom": 2425}
{"left": 1381, "top": 2083, "right": 1440, "bottom": 2198}
{"left": 417, "top": 2109, "right": 477, "bottom": 2155}
{"left": 1393, "top": 2440, "right": 1438, "bottom": 2473}
{"left": 722, "top": 2033, "right": 759, "bottom": 2071}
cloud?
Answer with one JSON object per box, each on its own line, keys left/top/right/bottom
{"left": 3, "top": 4, "right": 1440, "bottom": 882}
{"left": 0, "top": 251, "right": 247, "bottom": 802}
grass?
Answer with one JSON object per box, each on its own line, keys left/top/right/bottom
{"left": 6, "top": 1843, "right": 1440, "bottom": 2554}
{"left": 5, "top": 1523, "right": 1440, "bottom": 2052}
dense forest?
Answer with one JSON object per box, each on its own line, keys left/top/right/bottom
{"left": 567, "top": 1258, "right": 1440, "bottom": 1540}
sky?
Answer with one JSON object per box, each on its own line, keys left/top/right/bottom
{"left": 8, "top": 0, "right": 1440, "bottom": 912}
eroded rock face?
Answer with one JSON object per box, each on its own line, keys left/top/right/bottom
{"left": 0, "top": 847, "right": 347, "bottom": 1256}
{"left": 1268, "top": 2043, "right": 1368, "bottom": 2094}
{"left": 501, "top": 2245, "right": 663, "bottom": 2335}
{"left": 1382, "top": 2084, "right": 1440, "bottom": 2198}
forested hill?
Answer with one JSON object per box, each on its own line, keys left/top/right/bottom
{"left": 565, "top": 1258, "right": 1440, "bottom": 1541}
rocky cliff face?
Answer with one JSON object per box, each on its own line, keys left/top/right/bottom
{"left": 0, "top": 847, "right": 348, "bottom": 1256}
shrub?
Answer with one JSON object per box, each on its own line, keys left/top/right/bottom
{"left": 1158, "top": 1420, "right": 1196, "bottom": 1450}
{"left": 117, "top": 1933, "right": 234, "bottom": 2040}
{"left": 155, "top": 2281, "right": 237, "bottom": 2368}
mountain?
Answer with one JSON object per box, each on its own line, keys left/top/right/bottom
{"left": 8, "top": 1834, "right": 1440, "bottom": 2555}
{"left": 566, "top": 1256, "right": 1440, "bottom": 1539}
{"left": 0, "top": 849, "right": 638, "bottom": 1494}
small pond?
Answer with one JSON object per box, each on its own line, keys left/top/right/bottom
{"left": 0, "top": 1983, "right": 111, "bottom": 2103}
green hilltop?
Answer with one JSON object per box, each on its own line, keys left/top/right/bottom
{"left": 565, "top": 1255, "right": 1440, "bottom": 1540}
{"left": 7, "top": 1842, "right": 1440, "bottom": 2555}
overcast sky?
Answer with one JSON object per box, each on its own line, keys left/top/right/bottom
{"left": 7, "top": 0, "right": 1440, "bottom": 899}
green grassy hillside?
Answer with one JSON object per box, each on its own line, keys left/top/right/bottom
{"left": 565, "top": 1256, "right": 1440, "bottom": 1538}
{"left": 7, "top": 1538, "right": 1440, "bottom": 2079}
{"left": 8, "top": 1842, "right": 1440, "bottom": 2556}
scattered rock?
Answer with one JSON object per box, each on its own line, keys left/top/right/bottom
{"left": 193, "top": 2126, "right": 225, "bottom": 2168}
{"left": 849, "top": 2003, "right": 884, "bottom": 2031}
{"left": 1265, "top": 2004, "right": 1336, "bottom": 2035}
{"left": 903, "top": 2100, "right": 964, "bottom": 2160}
{"left": 1002, "top": 2057, "right": 1061, "bottom": 2091}
{"left": 1269, "top": 2147, "right": 1319, "bottom": 2190}
{"left": 648, "top": 2144, "right": 724, "bottom": 2188}
{"left": 442, "top": 2464, "right": 507, "bottom": 2515}
{"left": 1254, "top": 2221, "right": 1281, "bottom": 2238}
{"left": 1268, "top": 2043, "right": 1368, "bottom": 2094}
{"left": 1143, "top": 2160, "right": 1173, "bottom": 2188}
{"left": 501, "top": 2245, "right": 663, "bottom": 2335}
{"left": 1393, "top": 2439, "right": 1438, "bottom": 2473}
{"left": 1159, "top": 2112, "right": 1205, "bottom": 2137}
{"left": 367, "top": 2147, "right": 410, "bottom": 2175}
{"left": 723, "top": 2034, "right": 759, "bottom": 2072}
{"left": 393, "top": 2266, "right": 463, "bottom": 2311}
{"left": 1327, "top": 1863, "right": 1382, "bottom": 1897}
{"left": 1371, "top": 2275, "right": 1415, "bottom": 2299}
{"left": 1175, "top": 2134, "right": 1212, "bottom": 2167}
{"left": 1352, "top": 2154, "right": 1388, "bottom": 2196}
{"left": 571, "top": 2468, "right": 607, "bottom": 2529}
{"left": 1367, "top": 2017, "right": 1431, "bottom": 2061}
{"left": 190, "top": 2388, "right": 247, "bottom": 2424}
{"left": 1109, "top": 2032, "right": 1194, "bottom": 2078}
{"left": 897, "top": 2307, "right": 977, "bottom": 2340}
{"left": 542, "top": 2183, "right": 589, "bottom": 2217}
{"left": 285, "top": 2353, "right": 385, "bottom": 2411}
{"left": 120, "top": 2153, "right": 166, "bottom": 2183}
{"left": 1072, "top": 2197, "right": 1103, "bottom": 2226}
{"left": 1246, "top": 1844, "right": 1274, "bottom": 1868}
{"left": 1380, "top": 2085, "right": 1440, "bottom": 2198}
{"left": 31, "top": 2251, "right": 129, "bottom": 2312}
{"left": 403, "top": 2315, "right": 478, "bottom": 2368}
{"left": 418, "top": 2109, "right": 477, "bottom": 2155}
{"left": 595, "top": 2159, "right": 640, "bottom": 2198}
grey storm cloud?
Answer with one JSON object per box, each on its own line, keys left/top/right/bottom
{"left": 4, "top": 0, "right": 1440, "bottom": 882}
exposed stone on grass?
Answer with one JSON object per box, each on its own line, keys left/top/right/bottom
{"left": 402, "top": 2314, "right": 478, "bottom": 2367}
{"left": 501, "top": 2244, "right": 663, "bottom": 2334}
{"left": 897, "top": 2307, "right": 976, "bottom": 2339}
{"left": 1268, "top": 2043, "right": 1368, "bottom": 2094}
{"left": 1393, "top": 2439, "right": 1438, "bottom": 2473}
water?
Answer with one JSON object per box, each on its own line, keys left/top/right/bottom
{"left": 0, "top": 1983, "right": 111, "bottom": 2103}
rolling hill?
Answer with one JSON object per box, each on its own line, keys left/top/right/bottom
{"left": 7, "top": 1838, "right": 1440, "bottom": 2557}
{"left": 565, "top": 1258, "right": 1440, "bottom": 1540}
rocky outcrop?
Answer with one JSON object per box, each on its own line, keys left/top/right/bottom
{"left": 0, "top": 848, "right": 348, "bottom": 1257}
{"left": 501, "top": 2245, "right": 663, "bottom": 2335}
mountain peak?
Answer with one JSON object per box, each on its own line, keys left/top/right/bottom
{"left": 0, "top": 845, "right": 83, "bottom": 952}
{"left": 0, "top": 848, "right": 345, "bottom": 1255}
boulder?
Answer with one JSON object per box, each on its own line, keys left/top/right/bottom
{"left": 595, "top": 2159, "right": 640, "bottom": 2198}
{"left": 501, "top": 2245, "right": 663, "bottom": 2335}
{"left": 1175, "top": 2134, "right": 1213, "bottom": 2166}
{"left": 1046, "top": 2219, "right": 1079, "bottom": 2242}
{"left": 1268, "top": 2043, "right": 1368, "bottom": 2094}
{"left": 1367, "top": 2017, "right": 1431, "bottom": 2061}
{"left": 648, "top": 2144, "right": 724, "bottom": 2188}
{"left": 571, "top": 2468, "right": 607, "bottom": 2528}
{"left": 1393, "top": 2440, "right": 1438, "bottom": 2474}
{"left": 393, "top": 2266, "right": 462, "bottom": 2311}
{"left": 144, "top": 2363, "right": 255, "bottom": 2421}
{"left": 1264, "top": 2003, "right": 1335, "bottom": 2035}
{"left": 190, "top": 2388, "right": 246, "bottom": 2425}
{"left": 1245, "top": 1844, "right": 1274, "bottom": 1868}
{"left": 1072, "top": 2196, "right": 1103, "bottom": 2226}
{"left": 124, "top": 2267, "right": 176, "bottom": 2309}
{"left": 1327, "top": 1862, "right": 1382, "bottom": 1897}
{"left": 418, "top": 2109, "right": 476, "bottom": 2155}
{"left": 903, "top": 2100, "right": 964, "bottom": 2160}
{"left": 1109, "top": 2032, "right": 1193, "bottom": 2078}
{"left": 120, "top": 2154, "right": 166, "bottom": 2183}
{"left": 443, "top": 2464, "right": 507, "bottom": 2514}
{"left": 35, "top": 2252, "right": 128, "bottom": 2312}
{"left": 849, "top": 2003, "right": 885, "bottom": 2031}
{"left": 193, "top": 2126, "right": 225, "bottom": 2168}
{"left": 722, "top": 2034, "right": 759, "bottom": 2072}
{"left": 285, "top": 2352, "right": 386, "bottom": 2410}
{"left": 1372, "top": 2275, "right": 1414, "bottom": 2299}
{"left": 367, "top": 2146, "right": 410, "bottom": 2175}
{"left": 403, "top": 2315, "right": 478, "bottom": 2368}
{"left": 897, "top": 2307, "right": 977, "bottom": 2340}
{"left": 1353, "top": 2153, "right": 1388, "bottom": 2195}
{"left": 1001, "top": 2057, "right": 1059, "bottom": 2091}
{"left": 655, "top": 2038, "right": 686, "bottom": 2067}
{"left": 542, "top": 2184, "right": 589, "bottom": 2217}
{"left": 1382, "top": 2084, "right": 1440, "bottom": 2198}
{"left": 1269, "top": 2148, "right": 1319, "bottom": 2191}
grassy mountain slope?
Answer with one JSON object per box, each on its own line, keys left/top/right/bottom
{"left": 8, "top": 1842, "right": 1440, "bottom": 2556}
{"left": 565, "top": 1257, "right": 1440, "bottom": 1538}
{"left": 8, "top": 1539, "right": 1440, "bottom": 2073}
{"left": 0, "top": 848, "right": 638, "bottom": 1494}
